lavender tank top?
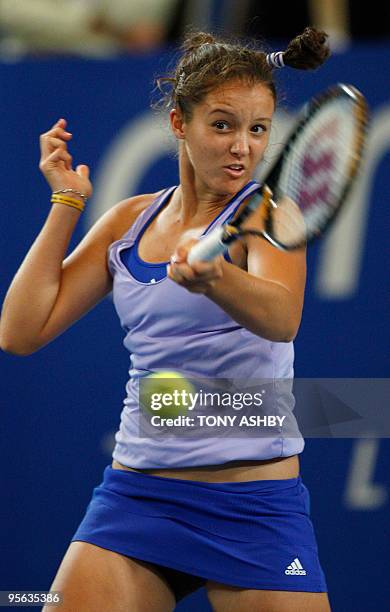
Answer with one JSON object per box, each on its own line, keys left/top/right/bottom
{"left": 107, "top": 181, "right": 304, "bottom": 468}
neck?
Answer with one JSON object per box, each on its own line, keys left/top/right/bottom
{"left": 173, "top": 142, "right": 235, "bottom": 224}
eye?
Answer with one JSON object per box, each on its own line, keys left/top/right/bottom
{"left": 213, "top": 121, "right": 230, "bottom": 131}
{"left": 251, "top": 124, "right": 267, "bottom": 134}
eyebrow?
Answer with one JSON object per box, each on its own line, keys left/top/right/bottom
{"left": 208, "top": 108, "right": 272, "bottom": 121}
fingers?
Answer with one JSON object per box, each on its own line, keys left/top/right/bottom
{"left": 167, "top": 257, "right": 223, "bottom": 293}
{"left": 39, "top": 147, "right": 73, "bottom": 172}
{"left": 167, "top": 238, "right": 224, "bottom": 293}
{"left": 41, "top": 118, "right": 72, "bottom": 141}
{"left": 76, "top": 164, "right": 90, "bottom": 178}
{"left": 40, "top": 118, "right": 72, "bottom": 159}
{"left": 171, "top": 245, "right": 189, "bottom": 263}
{"left": 38, "top": 118, "right": 92, "bottom": 196}
{"left": 46, "top": 136, "right": 68, "bottom": 151}
{"left": 52, "top": 117, "right": 66, "bottom": 129}
{"left": 170, "top": 260, "right": 221, "bottom": 281}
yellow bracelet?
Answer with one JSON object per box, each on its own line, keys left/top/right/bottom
{"left": 51, "top": 197, "right": 84, "bottom": 212}
{"left": 51, "top": 194, "right": 85, "bottom": 212}
{"left": 51, "top": 194, "right": 84, "bottom": 205}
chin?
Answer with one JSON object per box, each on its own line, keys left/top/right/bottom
{"left": 220, "top": 175, "right": 248, "bottom": 194}
{"left": 201, "top": 174, "right": 249, "bottom": 198}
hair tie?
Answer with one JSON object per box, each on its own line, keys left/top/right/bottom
{"left": 265, "top": 51, "right": 285, "bottom": 69}
{"left": 177, "top": 71, "right": 185, "bottom": 90}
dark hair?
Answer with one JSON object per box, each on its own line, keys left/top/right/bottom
{"left": 155, "top": 27, "right": 330, "bottom": 120}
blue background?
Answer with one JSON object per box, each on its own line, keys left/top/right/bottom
{"left": 0, "top": 45, "right": 389, "bottom": 611}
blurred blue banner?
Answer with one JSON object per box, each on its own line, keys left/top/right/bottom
{"left": 0, "top": 45, "right": 389, "bottom": 611}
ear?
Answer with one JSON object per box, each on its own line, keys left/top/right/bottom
{"left": 170, "top": 108, "right": 186, "bottom": 140}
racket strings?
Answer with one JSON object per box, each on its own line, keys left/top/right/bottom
{"left": 273, "top": 96, "right": 361, "bottom": 244}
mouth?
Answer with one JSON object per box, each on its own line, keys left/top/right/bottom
{"left": 223, "top": 164, "right": 245, "bottom": 178}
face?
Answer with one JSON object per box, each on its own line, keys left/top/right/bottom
{"left": 171, "top": 80, "right": 275, "bottom": 196}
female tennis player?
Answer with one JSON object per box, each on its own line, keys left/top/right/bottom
{"left": 0, "top": 27, "right": 332, "bottom": 612}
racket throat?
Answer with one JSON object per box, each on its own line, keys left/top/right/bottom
{"left": 222, "top": 224, "right": 240, "bottom": 244}
{"left": 263, "top": 184, "right": 277, "bottom": 210}
{"left": 223, "top": 185, "right": 276, "bottom": 245}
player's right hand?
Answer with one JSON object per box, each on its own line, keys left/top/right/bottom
{"left": 39, "top": 118, "right": 93, "bottom": 199}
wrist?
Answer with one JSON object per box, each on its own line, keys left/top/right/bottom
{"left": 50, "top": 188, "right": 88, "bottom": 213}
{"left": 51, "top": 194, "right": 85, "bottom": 213}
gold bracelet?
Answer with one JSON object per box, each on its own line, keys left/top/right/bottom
{"left": 52, "top": 188, "right": 88, "bottom": 203}
{"left": 51, "top": 194, "right": 85, "bottom": 212}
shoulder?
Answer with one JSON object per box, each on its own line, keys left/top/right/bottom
{"left": 110, "top": 190, "right": 165, "bottom": 242}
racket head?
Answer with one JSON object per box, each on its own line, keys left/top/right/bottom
{"left": 260, "top": 83, "right": 369, "bottom": 250}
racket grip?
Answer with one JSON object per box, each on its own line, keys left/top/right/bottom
{"left": 187, "top": 226, "right": 227, "bottom": 264}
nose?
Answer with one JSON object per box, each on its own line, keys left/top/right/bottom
{"left": 230, "top": 133, "right": 249, "bottom": 157}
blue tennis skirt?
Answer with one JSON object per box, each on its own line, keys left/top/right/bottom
{"left": 71, "top": 465, "right": 327, "bottom": 601}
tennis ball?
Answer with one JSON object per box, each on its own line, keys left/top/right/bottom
{"left": 139, "top": 371, "right": 196, "bottom": 419}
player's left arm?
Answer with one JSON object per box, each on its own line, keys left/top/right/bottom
{"left": 221, "top": 237, "right": 306, "bottom": 342}
{"left": 208, "top": 202, "right": 306, "bottom": 341}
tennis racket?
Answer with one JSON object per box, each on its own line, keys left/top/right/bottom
{"left": 187, "top": 83, "right": 369, "bottom": 264}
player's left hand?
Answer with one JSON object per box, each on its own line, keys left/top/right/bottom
{"left": 167, "top": 239, "right": 224, "bottom": 294}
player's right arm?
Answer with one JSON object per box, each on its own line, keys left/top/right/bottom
{"left": 0, "top": 118, "right": 146, "bottom": 356}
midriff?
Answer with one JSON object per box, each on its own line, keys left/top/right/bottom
{"left": 111, "top": 454, "right": 299, "bottom": 482}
